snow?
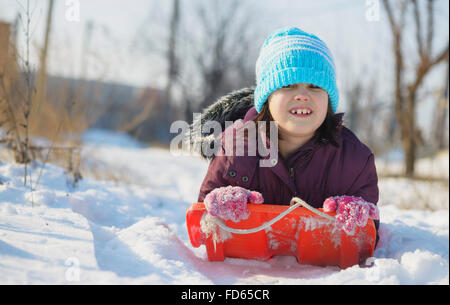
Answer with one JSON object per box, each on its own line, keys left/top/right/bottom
{"left": 0, "top": 129, "right": 448, "bottom": 284}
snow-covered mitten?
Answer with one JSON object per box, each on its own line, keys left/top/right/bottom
{"left": 204, "top": 186, "right": 264, "bottom": 222}
{"left": 323, "top": 195, "right": 379, "bottom": 235}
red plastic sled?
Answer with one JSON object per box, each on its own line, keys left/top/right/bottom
{"left": 186, "top": 202, "right": 376, "bottom": 269}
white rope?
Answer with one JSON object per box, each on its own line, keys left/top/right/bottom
{"left": 209, "top": 197, "right": 335, "bottom": 235}
{"left": 290, "top": 197, "right": 336, "bottom": 222}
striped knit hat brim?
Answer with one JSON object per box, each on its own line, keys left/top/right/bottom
{"left": 254, "top": 27, "right": 339, "bottom": 113}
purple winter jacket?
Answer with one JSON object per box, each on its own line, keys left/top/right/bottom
{"left": 197, "top": 106, "right": 380, "bottom": 240}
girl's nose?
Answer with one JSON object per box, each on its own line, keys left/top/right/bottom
{"left": 294, "top": 84, "right": 310, "bottom": 101}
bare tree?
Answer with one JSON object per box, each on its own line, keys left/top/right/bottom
{"left": 18, "top": 0, "right": 35, "bottom": 184}
{"left": 345, "top": 81, "right": 363, "bottom": 132}
{"left": 363, "top": 77, "right": 385, "bottom": 153}
{"left": 33, "top": 0, "right": 54, "bottom": 118}
{"left": 382, "top": 0, "right": 449, "bottom": 177}
{"left": 178, "top": 0, "right": 257, "bottom": 120}
{"left": 121, "top": 0, "right": 181, "bottom": 144}
{"left": 432, "top": 58, "right": 449, "bottom": 151}
{"left": 160, "top": 0, "right": 181, "bottom": 141}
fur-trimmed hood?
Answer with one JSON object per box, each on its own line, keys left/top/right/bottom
{"left": 185, "top": 87, "right": 255, "bottom": 160}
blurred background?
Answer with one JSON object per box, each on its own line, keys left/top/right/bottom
{"left": 0, "top": 0, "right": 448, "bottom": 183}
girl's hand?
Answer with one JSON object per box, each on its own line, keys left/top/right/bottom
{"left": 323, "top": 195, "right": 379, "bottom": 235}
{"left": 204, "top": 186, "right": 264, "bottom": 222}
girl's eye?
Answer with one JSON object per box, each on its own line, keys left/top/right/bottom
{"left": 281, "top": 84, "right": 296, "bottom": 89}
{"left": 308, "top": 84, "right": 321, "bottom": 89}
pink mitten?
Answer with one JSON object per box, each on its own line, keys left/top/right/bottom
{"left": 204, "top": 186, "right": 264, "bottom": 222}
{"left": 323, "top": 195, "right": 379, "bottom": 235}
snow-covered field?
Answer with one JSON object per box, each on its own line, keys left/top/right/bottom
{"left": 0, "top": 129, "right": 448, "bottom": 284}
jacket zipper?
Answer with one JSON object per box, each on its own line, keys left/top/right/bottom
{"left": 289, "top": 167, "right": 297, "bottom": 197}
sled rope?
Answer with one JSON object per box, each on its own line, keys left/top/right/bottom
{"left": 210, "top": 197, "right": 335, "bottom": 235}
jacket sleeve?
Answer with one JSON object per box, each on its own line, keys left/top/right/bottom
{"left": 348, "top": 153, "right": 380, "bottom": 244}
{"left": 348, "top": 153, "right": 379, "bottom": 205}
{"left": 197, "top": 155, "right": 230, "bottom": 202}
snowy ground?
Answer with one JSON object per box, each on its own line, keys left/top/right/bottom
{"left": 0, "top": 129, "right": 448, "bottom": 284}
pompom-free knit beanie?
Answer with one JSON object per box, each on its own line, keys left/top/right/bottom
{"left": 254, "top": 27, "right": 339, "bottom": 113}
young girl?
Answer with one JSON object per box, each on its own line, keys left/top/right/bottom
{"left": 194, "top": 27, "right": 380, "bottom": 243}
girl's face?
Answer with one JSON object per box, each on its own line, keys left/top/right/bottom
{"left": 268, "top": 83, "right": 329, "bottom": 139}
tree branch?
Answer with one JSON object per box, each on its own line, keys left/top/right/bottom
{"left": 410, "top": 43, "right": 449, "bottom": 94}
{"left": 430, "top": 43, "right": 449, "bottom": 67}
{"left": 382, "top": 0, "right": 398, "bottom": 33}
{"left": 426, "top": 0, "right": 435, "bottom": 55}
{"left": 412, "top": 0, "right": 425, "bottom": 59}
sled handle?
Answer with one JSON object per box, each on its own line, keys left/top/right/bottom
{"left": 290, "top": 197, "right": 335, "bottom": 221}
{"left": 208, "top": 197, "right": 335, "bottom": 235}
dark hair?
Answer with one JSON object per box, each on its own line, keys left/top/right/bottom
{"left": 253, "top": 98, "right": 342, "bottom": 147}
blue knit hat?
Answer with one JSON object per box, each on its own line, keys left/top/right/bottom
{"left": 254, "top": 27, "right": 339, "bottom": 113}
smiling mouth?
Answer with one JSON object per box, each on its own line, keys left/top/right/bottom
{"left": 289, "top": 108, "right": 313, "bottom": 117}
